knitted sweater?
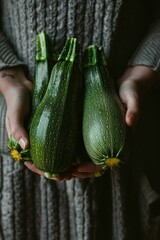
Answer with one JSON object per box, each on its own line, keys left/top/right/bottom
{"left": 0, "top": 1, "right": 160, "bottom": 240}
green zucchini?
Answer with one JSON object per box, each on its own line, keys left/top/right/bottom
{"left": 82, "top": 45, "right": 127, "bottom": 170}
{"left": 29, "top": 38, "right": 81, "bottom": 175}
{"left": 32, "top": 31, "right": 56, "bottom": 116}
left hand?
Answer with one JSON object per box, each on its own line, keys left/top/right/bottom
{"left": 117, "top": 65, "right": 159, "bottom": 126}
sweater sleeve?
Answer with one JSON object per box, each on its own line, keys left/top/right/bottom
{"left": 0, "top": 32, "right": 26, "bottom": 70}
{"left": 128, "top": 19, "right": 160, "bottom": 75}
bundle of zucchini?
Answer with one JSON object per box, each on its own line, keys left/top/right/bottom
{"left": 8, "top": 34, "right": 128, "bottom": 176}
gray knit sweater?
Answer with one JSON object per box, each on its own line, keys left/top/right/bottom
{"left": 0, "top": 1, "right": 160, "bottom": 240}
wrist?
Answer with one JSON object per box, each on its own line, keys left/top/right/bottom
{"left": 118, "top": 65, "right": 159, "bottom": 90}
{"left": 0, "top": 67, "right": 29, "bottom": 94}
{"left": 0, "top": 72, "right": 19, "bottom": 96}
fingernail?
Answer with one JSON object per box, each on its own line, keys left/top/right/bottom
{"left": 19, "top": 138, "right": 26, "bottom": 150}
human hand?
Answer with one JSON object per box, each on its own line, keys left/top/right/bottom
{"left": 24, "top": 160, "right": 103, "bottom": 180}
{"left": 117, "top": 65, "right": 159, "bottom": 126}
{"left": 0, "top": 66, "right": 32, "bottom": 148}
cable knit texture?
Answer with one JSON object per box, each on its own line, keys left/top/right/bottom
{"left": 0, "top": 1, "right": 160, "bottom": 240}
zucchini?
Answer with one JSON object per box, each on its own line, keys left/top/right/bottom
{"left": 32, "top": 31, "right": 56, "bottom": 116}
{"left": 82, "top": 45, "right": 127, "bottom": 170}
{"left": 29, "top": 38, "right": 81, "bottom": 175}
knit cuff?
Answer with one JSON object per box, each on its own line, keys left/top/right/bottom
{"left": 0, "top": 33, "right": 26, "bottom": 70}
{"left": 128, "top": 19, "right": 160, "bottom": 76}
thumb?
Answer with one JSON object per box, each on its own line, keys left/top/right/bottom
{"left": 124, "top": 91, "right": 140, "bottom": 127}
{"left": 6, "top": 101, "right": 30, "bottom": 150}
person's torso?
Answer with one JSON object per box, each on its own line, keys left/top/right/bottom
{"left": 0, "top": 0, "right": 154, "bottom": 79}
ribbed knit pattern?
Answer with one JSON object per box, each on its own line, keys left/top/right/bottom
{"left": 24, "top": 170, "right": 36, "bottom": 240}
{"left": 1, "top": 1, "right": 160, "bottom": 240}
{"left": 45, "top": 1, "right": 58, "bottom": 43}
{"left": 139, "top": 174, "right": 160, "bottom": 238}
{"left": 0, "top": 33, "right": 25, "bottom": 69}
{"left": 1, "top": 155, "right": 14, "bottom": 240}
{"left": 0, "top": 1, "right": 128, "bottom": 76}
{"left": 111, "top": 169, "right": 127, "bottom": 240}
{"left": 74, "top": 179, "right": 94, "bottom": 240}
{"left": 128, "top": 19, "right": 160, "bottom": 74}
{"left": 0, "top": 95, "right": 8, "bottom": 154}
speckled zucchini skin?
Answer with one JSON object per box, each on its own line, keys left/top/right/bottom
{"left": 29, "top": 38, "right": 81, "bottom": 174}
{"left": 82, "top": 45, "right": 127, "bottom": 169}
{"left": 32, "top": 31, "right": 56, "bottom": 116}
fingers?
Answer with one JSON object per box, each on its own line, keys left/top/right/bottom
{"left": 6, "top": 122, "right": 29, "bottom": 150}
{"left": 72, "top": 162, "right": 102, "bottom": 173}
{"left": 71, "top": 162, "right": 103, "bottom": 178}
{"left": 24, "top": 162, "right": 45, "bottom": 176}
{"left": 5, "top": 84, "right": 31, "bottom": 149}
{"left": 118, "top": 79, "right": 141, "bottom": 127}
{"left": 6, "top": 109, "right": 29, "bottom": 149}
{"left": 123, "top": 91, "right": 140, "bottom": 127}
{"left": 24, "top": 162, "right": 73, "bottom": 181}
{"left": 24, "top": 161, "right": 105, "bottom": 180}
